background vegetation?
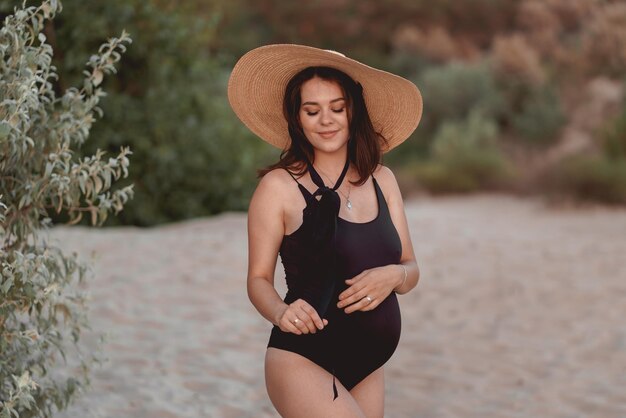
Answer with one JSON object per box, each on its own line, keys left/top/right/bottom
{"left": 2, "top": 0, "right": 625, "bottom": 227}
{"left": 1, "top": 1, "right": 132, "bottom": 416}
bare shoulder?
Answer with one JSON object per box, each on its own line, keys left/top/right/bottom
{"left": 250, "top": 168, "right": 292, "bottom": 208}
{"left": 248, "top": 167, "right": 295, "bottom": 238}
{"left": 373, "top": 163, "right": 396, "bottom": 180}
{"left": 258, "top": 167, "right": 293, "bottom": 189}
{"left": 373, "top": 163, "right": 402, "bottom": 205}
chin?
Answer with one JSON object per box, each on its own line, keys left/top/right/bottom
{"left": 311, "top": 137, "right": 349, "bottom": 153}
{"left": 314, "top": 142, "right": 347, "bottom": 154}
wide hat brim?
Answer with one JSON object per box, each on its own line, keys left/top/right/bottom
{"left": 227, "top": 44, "right": 423, "bottom": 153}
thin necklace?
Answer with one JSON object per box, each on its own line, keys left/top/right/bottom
{"left": 314, "top": 165, "right": 353, "bottom": 210}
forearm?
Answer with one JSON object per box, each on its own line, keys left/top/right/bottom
{"left": 247, "top": 276, "right": 288, "bottom": 326}
{"left": 392, "top": 260, "right": 420, "bottom": 295}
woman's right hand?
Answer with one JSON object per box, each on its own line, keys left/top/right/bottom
{"left": 275, "top": 299, "right": 328, "bottom": 335}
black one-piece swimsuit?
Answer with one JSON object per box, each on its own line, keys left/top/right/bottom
{"left": 267, "top": 164, "right": 403, "bottom": 395}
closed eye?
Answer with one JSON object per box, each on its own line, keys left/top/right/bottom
{"left": 305, "top": 108, "right": 344, "bottom": 116}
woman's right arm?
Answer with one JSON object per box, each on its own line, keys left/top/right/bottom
{"left": 247, "top": 170, "right": 326, "bottom": 335}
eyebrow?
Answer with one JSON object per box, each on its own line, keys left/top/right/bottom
{"left": 301, "top": 97, "right": 346, "bottom": 106}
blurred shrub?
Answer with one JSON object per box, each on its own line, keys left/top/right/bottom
{"left": 408, "top": 111, "right": 513, "bottom": 193}
{"left": 492, "top": 42, "right": 565, "bottom": 147}
{"left": 387, "top": 61, "right": 504, "bottom": 165}
{"left": 0, "top": 0, "right": 274, "bottom": 226}
{"left": 547, "top": 155, "right": 626, "bottom": 204}
{"left": 515, "top": 1, "right": 562, "bottom": 59}
{"left": 509, "top": 84, "right": 566, "bottom": 145}
{"left": 545, "top": 0, "right": 596, "bottom": 32}
{"left": 602, "top": 102, "right": 626, "bottom": 159}
{"left": 548, "top": 103, "right": 626, "bottom": 204}
{"left": 497, "top": 67, "right": 567, "bottom": 146}
{"left": 245, "top": 0, "right": 518, "bottom": 57}
{"left": 417, "top": 61, "right": 504, "bottom": 133}
{"left": 582, "top": 2, "right": 626, "bottom": 78}
{"left": 517, "top": 0, "right": 561, "bottom": 34}
{"left": 391, "top": 25, "right": 478, "bottom": 64}
{"left": 491, "top": 34, "right": 545, "bottom": 86}
{"left": 387, "top": 50, "right": 435, "bottom": 85}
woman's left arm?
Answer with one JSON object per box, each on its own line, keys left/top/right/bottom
{"left": 384, "top": 164, "right": 419, "bottom": 295}
{"left": 337, "top": 165, "right": 420, "bottom": 313}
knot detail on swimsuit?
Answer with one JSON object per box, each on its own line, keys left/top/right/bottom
{"left": 308, "top": 182, "right": 341, "bottom": 246}
{"left": 303, "top": 154, "right": 350, "bottom": 318}
{"left": 303, "top": 155, "right": 351, "bottom": 402}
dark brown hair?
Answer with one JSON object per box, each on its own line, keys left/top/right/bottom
{"left": 257, "top": 66, "right": 388, "bottom": 186}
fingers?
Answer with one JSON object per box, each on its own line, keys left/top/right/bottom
{"left": 344, "top": 295, "right": 377, "bottom": 314}
{"left": 292, "top": 314, "right": 310, "bottom": 334}
{"left": 338, "top": 271, "right": 369, "bottom": 302}
{"left": 300, "top": 303, "right": 325, "bottom": 330}
{"left": 337, "top": 284, "right": 368, "bottom": 309}
{"left": 338, "top": 284, "right": 380, "bottom": 313}
{"left": 295, "top": 307, "right": 317, "bottom": 334}
{"left": 343, "top": 270, "right": 367, "bottom": 286}
{"left": 278, "top": 313, "right": 303, "bottom": 335}
{"left": 278, "top": 300, "right": 327, "bottom": 335}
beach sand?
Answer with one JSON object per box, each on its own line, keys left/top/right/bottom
{"left": 52, "top": 194, "right": 626, "bottom": 418}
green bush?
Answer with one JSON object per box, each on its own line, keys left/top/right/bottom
{"left": 58, "top": 0, "right": 271, "bottom": 226}
{"left": 511, "top": 86, "right": 565, "bottom": 145}
{"left": 389, "top": 60, "right": 506, "bottom": 165}
{"left": 0, "top": 0, "right": 274, "bottom": 227}
{"left": 388, "top": 50, "right": 435, "bottom": 80}
{"left": 409, "top": 110, "right": 513, "bottom": 193}
{"left": 548, "top": 155, "right": 626, "bottom": 204}
{"left": 494, "top": 74, "right": 566, "bottom": 146}
{"left": 544, "top": 87, "right": 626, "bottom": 205}
{"left": 602, "top": 102, "right": 626, "bottom": 159}
{"left": 1, "top": 1, "right": 132, "bottom": 416}
{"left": 417, "top": 61, "right": 504, "bottom": 132}
{"left": 508, "top": 83, "right": 565, "bottom": 146}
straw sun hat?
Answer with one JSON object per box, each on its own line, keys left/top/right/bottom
{"left": 227, "top": 44, "right": 423, "bottom": 153}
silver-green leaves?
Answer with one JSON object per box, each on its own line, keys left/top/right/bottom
{"left": 1, "top": 1, "right": 132, "bottom": 416}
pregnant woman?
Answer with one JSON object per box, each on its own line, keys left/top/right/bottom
{"left": 228, "top": 44, "right": 422, "bottom": 418}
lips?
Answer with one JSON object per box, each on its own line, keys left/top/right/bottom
{"left": 318, "top": 130, "right": 339, "bottom": 139}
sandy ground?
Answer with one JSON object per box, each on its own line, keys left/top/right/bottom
{"left": 50, "top": 194, "right": 626, "bottom": 418}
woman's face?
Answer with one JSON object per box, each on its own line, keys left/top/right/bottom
{"left": 299, "top": 77, "right": 349, "bottom": 154}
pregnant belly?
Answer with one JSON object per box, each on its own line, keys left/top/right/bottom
{"left": 336, "top": 292, "right": 401, "bottom": 355}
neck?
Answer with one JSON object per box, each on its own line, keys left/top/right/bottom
{"left": 312, "top": 147, "right": 349, "bottom": 180}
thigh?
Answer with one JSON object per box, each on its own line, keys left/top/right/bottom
{"left": 265, "top": 348, "right": 366, "bottom": 418}
{"left": 349, "top": 367, "right": 385, "bottom": 418}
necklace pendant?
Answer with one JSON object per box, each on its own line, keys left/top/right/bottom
{"left": 346, "top": 199, "right": 352, "bottom": 210}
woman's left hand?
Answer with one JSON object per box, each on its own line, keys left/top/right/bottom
{"left": 336, "top": 265, "right": 403, "bottom": 313}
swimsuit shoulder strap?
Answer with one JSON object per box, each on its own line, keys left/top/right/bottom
{"left": 371, "top": 174, "right": 391, "bottom": 218}
{"left": 283, "top": 168, "right": 314, "bottom": 201}
{"left": 284, "top": 167, "right": 301, "bottom": 184}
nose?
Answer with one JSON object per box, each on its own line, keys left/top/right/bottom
{"left": 320, "top": 108, "right": 334, "bottom": 126}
